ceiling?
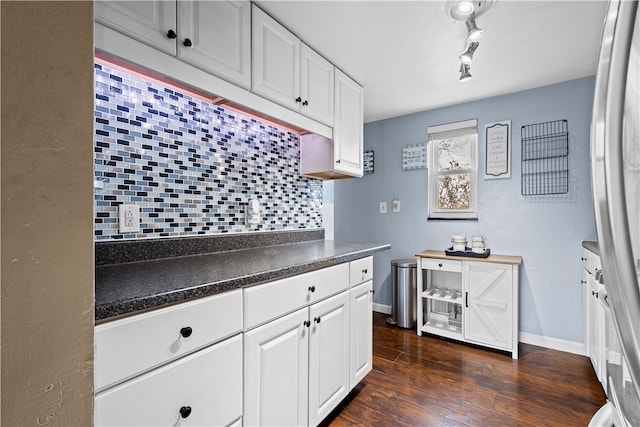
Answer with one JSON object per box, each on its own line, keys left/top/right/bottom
{"left": 255, "top": 1, "right": 609, "bottom": 123}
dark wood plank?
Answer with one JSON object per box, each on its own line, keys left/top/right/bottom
{"left": 323, "top": 312, "right": 607, "bottom": 426}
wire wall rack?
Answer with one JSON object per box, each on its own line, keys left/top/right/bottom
{"left": 521, "top": 119, "right": 569, "bottom": 196}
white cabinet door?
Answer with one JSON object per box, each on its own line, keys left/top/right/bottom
{"left": 95, "top": 334, "right": 242, "bottom": 427}
{"left": 95, "top": 0, "right": 177, "bottom": 55}
{"left": 587, "top": 276, "right": 606, "bottom": 387}
{"left": 308, "top": 291, "right": 350, "bottom": 426}
{"left": 300, "top": 44, "right": 334, "bottom": 126}
{"left": 333, "top": 69, "right": 364, "bottom": 177}
{"left": 464, "top": 262, "right": 512, "bottom": 351}
{"left": 252, "top": 5, "right": 300, "bottom": 110}
{"left": 244, "top": 308, "right": 309, "bottom": 427}
{"left": 178, "top": 1, "right": 251, "bottom": 88}
{"left": 349, "top": 280, "right": 373, "bottom": 389}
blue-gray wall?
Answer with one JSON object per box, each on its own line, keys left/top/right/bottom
{"left": 334, "top": 77, "right": 597, "bottom": 343}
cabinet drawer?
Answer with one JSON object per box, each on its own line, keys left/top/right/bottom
{"left": 95, "top": 334, "right": 243, "bottom": 427}
{"left": 244, "top": 263, "right": 349, "bottom": 330}
{"left": 95, "top": 289, "right": 242, "bottom": 392}
{"left": 421, "top": 258, "right": 462, "bottom": 272}
{"left": 350, "top": 256, "right": 373, "bottom": 286}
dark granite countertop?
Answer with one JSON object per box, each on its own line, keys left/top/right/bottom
{"left": 95, "top": 239, "right": 390, "bottom": 322}
{"left": 582, "top": 240, "right": 599, "bottom": 255}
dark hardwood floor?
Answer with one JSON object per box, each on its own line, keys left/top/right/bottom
{"left": 322, "top": 312, "right": 606, "bottom": 427}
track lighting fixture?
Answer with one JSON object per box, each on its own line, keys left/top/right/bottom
{"left": 465, "top": 14, "right": 484, "bottom": 42}
{"left": 459, "top": 63, "right": 472, "bottom": 82}
{"left": 459, "top": 42, "right": 479, "bottom": 64}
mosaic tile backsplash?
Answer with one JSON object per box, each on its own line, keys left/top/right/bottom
{"left": 94, "top": 61, "right": 323, "bottom": 240}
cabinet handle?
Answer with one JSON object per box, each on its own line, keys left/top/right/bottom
{"left": 180, "top": 327, "right": 193, "bottom": 338}
{"left": 592, "top": 290, "right": 599, "bottom": 298}
{"left": 581, "top": 280, "right": 587, "bottom": 284}
{"left": 581, "top": 257, "right": 587, "bottom": 261}
{"left": 314, "top": 316, "right": 321, "bottom": 324}
{"left": 302, "top": 100, "right": 309, "bottom": 106}
{"left": 363, "top": 268, "right": 368, "bottom": 274}
{"left": 179, "top": 406, "right": 192, "bottom": 419}
{"left": 303, "top": 320, "right": 311, "bottom": 328}
{"left": 336, "top": 159, "right": 341, "bottom": 164}
{"left": 438, "top": 263, "right": 443, "bottom": 268}
{"left": 370, "top": 289, "right": 375, "bottom": 294}
{"left": 308, "top": 285, "right": 316, "bottom": 293}
{"left": 166, "top": 29, "right": 177, "bottom": 39}
{"left": 183, "top": 38, "right": 193, "bottom": 47}
{"left": 295, "top": 97, "right": 302, "bottom": 103}
{"left": 465, "top": 292, "right": 469, "bottom": 307}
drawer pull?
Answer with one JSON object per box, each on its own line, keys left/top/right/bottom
{"left": 314, "top": 316, "right": 321, "bottom": 324}
{"left": 179, "top": 406, "right": 192, "bottom": 419}
{"left": 438, "top": 263, "right": 443, "bottom": 268}
{"left": 362, "top": 268, "right": 368, "bottom": 274}
{"left": 308, "top": 285, "right": 316, "bottom": 293}
{"left": 370, "top": 289, "right": 375, "bottom": 294}
{"left": 303, "top": 320, "right": 311, "bottom": 328}
{"left": 180, "top": 327, "right": 193, "bottom": 338}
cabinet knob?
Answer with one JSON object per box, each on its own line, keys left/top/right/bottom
{"left": 308, "top": 285, "right": 316, "bottom": 293}
{"left": 581, "top": 257, "right": 587, "bottom": 261}
{"left": 166, "top": 29, "right": 177, "bottom": 39}
{"left": 336, "top": 159, "right": 341, "bottom": 164}
{"left": 362, "top": 268, "right": 368, "bottom": 274}
{"left": 438, "top": 263, "right": 443, "bottom": 268}
{"left": 303, "top": 320, "right": 311, "bottom": 328}
{"left": 314, "top": 316, "right": 321, "bottom": 324}
{"left": 370, "top": 289, "right": 375, "bottom": 294}
{"left": 179, "top": 406, "right": 192, "bottom": 419}
{"left": 183, "top": 38, "right": 193, "bottom": 47}
{"left": 592, "top": 290, "right": 599, "bottom": 298}
{"left": 581, "top": 280, "right": 587, "bottom": 284}
{"left": 302, "top": 100, "right": 309, "bottom": 106}
{"left": 295, "top": 97, "right": 302, "bottom": 103}
{"left": 180, "top": 326, "right": 193, "bottom": 338}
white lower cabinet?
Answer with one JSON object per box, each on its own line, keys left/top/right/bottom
{"left": 95, "top": 334, "right": 242, "bottom": 426}
{"left": 582, "top": 246, "right": 606, "bottom": 389}
{"left": 349, "top": 280, "right": 373, "bottom": 388}
{"left": 244, "top": 290, "right": 350, "bottom": 427}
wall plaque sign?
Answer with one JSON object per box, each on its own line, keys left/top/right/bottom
{"left": 402, "top": 143, "right": 427, "bottom": 170}
{"left": 484, "top": 120, "right": 511, "bottom": 179}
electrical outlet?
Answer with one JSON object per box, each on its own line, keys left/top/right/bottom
{"left": 379, "top": 202, "right": 387, "bottom": 214}
{"left": 119, "top": 204, "right": 140, "bottom": 233}
{"left": 392, "top": 199, "right": 401, "bottom": 213}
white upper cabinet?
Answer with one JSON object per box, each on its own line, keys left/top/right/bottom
{"left": 95, "top": 0, "right": 251, "bottom": 88}
{"left": 333, "top": 69, "right": 364, "bottom": 176}
{"left": 177, "top": 1, "right": 251, "bottom": 88}
{"left": 95, "top": 1, "right": 177, "bottom": 55}
{"left": 252, "top": 5, "right": 334, "bottom": 126}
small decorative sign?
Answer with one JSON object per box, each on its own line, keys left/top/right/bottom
{"left": 484, "top": 120, "right": 511, "bottom": 179}
{"left": 402, "top": 143, "right": 427, "bottom": 170}
{"left": 363, "top": 150, "right": 374, "bottom": 174}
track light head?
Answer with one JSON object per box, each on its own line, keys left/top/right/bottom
{"left": 459, "top": 63, "right": 472, "bottom": 82}
{"left": 465, "top": 14, "right": 484, "bottom": 41}
{"left": 459, "top": 42, "right": 479, "bottom": 64}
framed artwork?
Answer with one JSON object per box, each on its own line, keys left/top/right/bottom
{"left": 484, "top": 120, "right": 511, "bottom": 179}
{"left": 363, "top": 150, "right": 374, "bottom": 174}
{"left": 402, "top": 143, "right": 427, "bottom": 170}
{"left": 427, "top": 119, "right": 478, "bottom": 220}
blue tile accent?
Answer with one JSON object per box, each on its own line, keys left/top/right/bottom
{"left": 94, "top": 61, "right": 323, "bottom": 240}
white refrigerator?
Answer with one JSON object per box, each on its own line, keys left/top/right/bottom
{"left": 590, "top": 0, "right": 640, "bottom": 425}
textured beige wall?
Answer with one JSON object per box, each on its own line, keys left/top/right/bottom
{"left": 1, "top": 2, "right": 94, "bottom": 425}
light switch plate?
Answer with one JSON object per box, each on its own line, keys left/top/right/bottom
{"left": 119, "top": 204, "right": 140, "bottom": 233}
{"left": 392, "top": 199, "right": 401, "bottom": 213}
{"left": 379, "top": 202, "right": 387, "bottom": 214}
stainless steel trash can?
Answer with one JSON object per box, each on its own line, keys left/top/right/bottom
{"left": 388, "top": 258, "right": 417, "bottom": 329}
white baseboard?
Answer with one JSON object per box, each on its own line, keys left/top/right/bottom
{"left": 373, "top": 303, "right": 391, "bottom": 315}
{"left": 519, "top": 332, "right": 587, "bottom": 356}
